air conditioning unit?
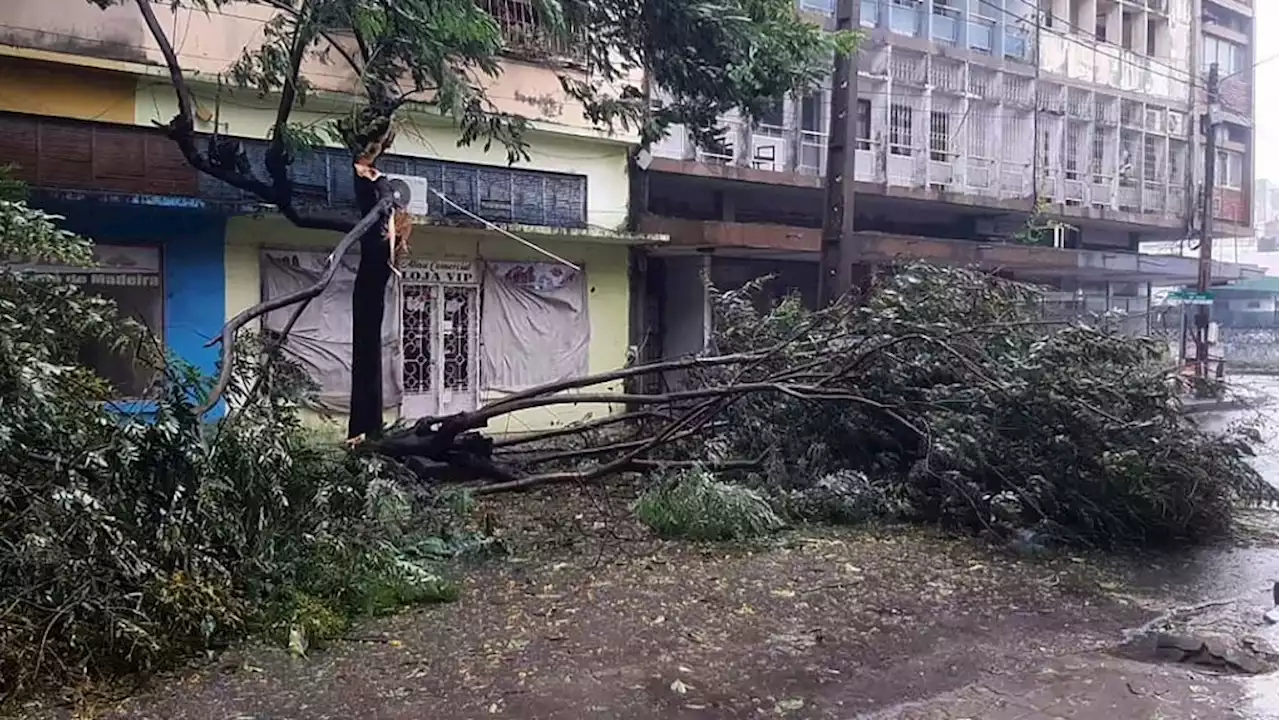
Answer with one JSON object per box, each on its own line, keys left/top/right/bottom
{"left": 1166, "top": 110, "right": 1184, "bottom": 136}
{"left": 383, "top": 173, "right": 430, "bottom": 216}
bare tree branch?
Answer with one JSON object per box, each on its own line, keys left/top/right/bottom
{"left": 260, "top": 0, "right": 366, "bottom": 81}
{"left": 457, "top": 352, "right": 771, "bottom": 421}
{"left": 472, "top": 457, "right": 761, "bottom": 495}
{"left": 420, "top": 383, "right": 900, "bottom": 435}
{"left": 511, "top": 426, "right": 708, "bottom": 466}
{"left": 134, "top": 0, "right": 355, "bottom": 233}
{"left": 196, "top": 195, "right": 394, "bottom": 416}
{"left": 492, "top": 409, "right": 671, "bottom": 450}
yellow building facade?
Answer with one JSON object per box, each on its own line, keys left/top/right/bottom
{"left": 0, "top": 0, "right": 659, "bottom": 432}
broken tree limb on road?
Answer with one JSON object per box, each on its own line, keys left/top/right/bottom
{"left": 348, "top": 264, "right": 1275, "bottom": 550}
{"left": 202, "top": 254, "right": 1274, "bottom": 548}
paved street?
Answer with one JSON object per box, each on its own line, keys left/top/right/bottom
{"left": 868, "top": 375, "right": 1280, "bottom": 720}
{"left": 866, "top": 654, "right": 1251, "bottom": 720}
{"left": 42, "top": 379, "right": 1280, "bottom": 720}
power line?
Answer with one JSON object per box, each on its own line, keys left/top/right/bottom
{"left": 995, "top": 0, "right": 1196, "bottom": 84}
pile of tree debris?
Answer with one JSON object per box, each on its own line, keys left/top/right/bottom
{"left": 338, "top": 263, "right": 1274, "bottom": 549}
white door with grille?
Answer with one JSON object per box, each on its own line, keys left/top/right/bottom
{"left": 400, "top": 261, "right": 481, "bottom": 418}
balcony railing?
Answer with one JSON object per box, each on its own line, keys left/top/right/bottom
{"left": 477, "top": 0, "right": 584, "bottom": 63}
{"left": 651, "top": 123, "right": 1188, "bottom": 220}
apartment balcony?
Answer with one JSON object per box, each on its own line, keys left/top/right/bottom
{"left": 0, "top": 0, "right": 605, "bottom": 134}
{"left": 1213, "top": 188, "right": 1250, "bottom": 226}
{"left": 1038, "top": 33, "right": 1189, "bottom": 102}
{"left": 477, "top": 0, "right": 585, "bottom": 65}
{"left": 1124, "top": 0, "right": 1171, "bottom": 13}
{"left": 1205, "top": 0, "right": 1253, "bottom": 18}
{"left": 635, "top": 217, "right": 1265, "bottom": 285}
{"left": 930, "top": 5, "right": 961, "bottom": 46}
{"left": 651, "top": 121, "right": 1187, "bottom": 226}
{"left": 836, "top": 0, "right": 1038, "bottom": 64}
{"left": 888, "top": 1, "right": 922, "bottom": 37}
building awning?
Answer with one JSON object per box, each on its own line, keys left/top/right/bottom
{"left": 636, "top": 215, "right": 1264, "bottom": 285}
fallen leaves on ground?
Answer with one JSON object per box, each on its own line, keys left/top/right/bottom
{"left": 85, "top": 483, "right": 1153, "bottom": 720}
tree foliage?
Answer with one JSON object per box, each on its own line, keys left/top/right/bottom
{"left": 684, "top": 264, "right": 1277, "bottom": 547}
{"left": 99, "top": 0, "right": 850, "bottom": 192}
{"left": 635, "top": 465, "right": 784, "bottom": 540}
{"left": 0, "top": 196, "right": 463, "bottom": 701}
{"left": 466, "top": 264, "right": 1275, "bottom": 549}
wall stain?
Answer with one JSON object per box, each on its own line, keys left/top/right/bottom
{"left": 0, "top": 31, "right": 153, "bottom": 66}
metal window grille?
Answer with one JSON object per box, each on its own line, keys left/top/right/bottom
{"left": 401, "top": 279, "right": 480, "bottom": 414}
{"left": 929, "top": 110, "right": 949, "bottom": 162}
{"left": 890, "top": 104, "right": 913, "bottom": 156}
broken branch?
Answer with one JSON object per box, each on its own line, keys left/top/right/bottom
{"left": 195, "top": 196, "right": 394, "bottom": 416}
{"left": 492, "top": 409, "right": 672, "bottom": 450}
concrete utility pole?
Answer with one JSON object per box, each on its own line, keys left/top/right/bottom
{"left": 817, "top": 0, "right": 861, "bottom": 306}
{"left": 1194, "top": 63, "right": 1219, "bottom": 379}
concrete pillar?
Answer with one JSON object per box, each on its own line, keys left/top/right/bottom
{"left": 1076, "top": 0, "right": 1097, "bottom": 33}
{"left": 1049, "top": 0, "right": 1069, "bottom": 29}
{"left": 1103, "top": 3, "right": 1121, "bottom": 45}
{"left": 733, "top": 119, "right": 751, "bottom": 167}
{"left": 1132, "top": 9, "right": 1149, "bottom": 55}
{"left": 787, "top": 91, "right": 803, "bottom": 173}
{"left": 657, "top": 254, "right": 714, "bottom": 389}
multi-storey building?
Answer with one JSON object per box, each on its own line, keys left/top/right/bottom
{"left": 1255, "top": 178, "right": 1278, "bottom": 250}
{"left": 0, "top": 0, "right": 654, "bottom": 429}
{"left": 634, "top": 0, "right": 1262, "bottom": 365}
{"left": 1199, "top": 0, "right": 1255, "bottom": 233}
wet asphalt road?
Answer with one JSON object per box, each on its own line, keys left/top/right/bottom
{"left": 1113, "top": 375, "right": 1278, "bottom": 718}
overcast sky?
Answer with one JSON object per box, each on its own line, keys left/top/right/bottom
{"left": 1257, "top": 3, "right": 1277, "bottom": 183}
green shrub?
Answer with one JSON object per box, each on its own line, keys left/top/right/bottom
{"left": 0, "top": 196, "right": 458, "bottom": 701}
{"left": 635, "top": 466, "right": 785, "bottom": 540}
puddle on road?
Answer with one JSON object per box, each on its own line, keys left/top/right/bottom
{"left": 1115, "top": 378, "right": 1280, "bottom": 718}
{"left": 1120, "top": 379, "right": 1277, "bottom": 605}
{"left": 1245, "top": 673, "right": 1280, "bottom": 720}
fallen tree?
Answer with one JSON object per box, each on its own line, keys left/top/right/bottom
{"left": 0, "top": 192, "right": 463, "bottom": 700}
{"left": 205, "top": 257, "right": 1279, "bottom": 548}
{"left": 3, "top": 189, "right": 1273, "bottom": 699}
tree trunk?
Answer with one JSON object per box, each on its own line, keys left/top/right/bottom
{"left": 348, "top": 172, "right": 394, "bottom": 439}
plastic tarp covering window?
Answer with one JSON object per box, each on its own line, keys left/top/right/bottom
{"left": 481, "top": 261, "right": 589, "bottom": 391}
{"left": 260, "top": 249, "right": 403, "bottom": 411}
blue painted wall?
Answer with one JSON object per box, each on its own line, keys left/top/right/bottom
{"left": 35, "top": 197, "right": 228, "bottom": 418}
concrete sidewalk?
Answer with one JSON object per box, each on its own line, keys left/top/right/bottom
{"left": 867, "top": 653, "right": 1258, "bottom": 720}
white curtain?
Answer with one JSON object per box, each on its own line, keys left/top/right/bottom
{"left": 481, "top": 261, "right": 589, "bottom": 392}
{"left": 259, "top": 249, "right": 403, "bottom": 411}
